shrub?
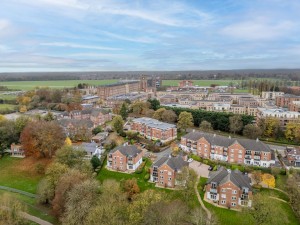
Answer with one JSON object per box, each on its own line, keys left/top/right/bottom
{"left": 144, "top": 173, "right": 150, "bottom": 181}
{"left": 280, "top": 169, "right": 287, "bottom": 175}
{"left": 35, "top": 163, "right": 45, "bottom": 174}
{"left": 135, "top": 161, "right": 146, "bottom": 174}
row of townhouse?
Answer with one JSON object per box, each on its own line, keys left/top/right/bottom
{"left": 130, "top": 117, "right": 177, "bottom": 143}
{"left": 107, "top": 144, "right": 188, "bottom": 188}
{"left": 181, "top": 131, "right": 275, "bottom": 167}
{"left": 206, "top": 167, "right": 253, "bottom": 208}
{"left": 285, "top": 147, "right": 300, "bottom": 167}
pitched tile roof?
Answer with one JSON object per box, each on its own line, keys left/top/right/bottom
{"left": 110, "top": 145, "right": 142, "bottom": 157}
{"left": 152, "top": 156, "right": 188, "bottom": 171}
{"left": 182, "top": 131, "right": 271, "bottom": 152}
{"left": 207, "top": 167, "right": 252, "bottom": 190}
{"left": 133, "top": 117, "right": 176, "bottom": 130}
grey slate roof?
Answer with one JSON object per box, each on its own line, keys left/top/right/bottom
{"left": 110, "top": 145, "right": 142, "bottom": 157}
{"left": 152, "top": 156, "right": 188, "bottom": 171}
{"left": 207, "top": 167, "right": 252, "bottom": 190}
{"left": 133, "top": 117, "right": 176, "bottom": 130}
{"left": 182, "top": 131, "right": 271, "bottom": 152}
{"left": 91, "top": 108, "right": 109, "bottom": 116}
{"left": 58, "top": 119, "right": 94, "bottom": 129}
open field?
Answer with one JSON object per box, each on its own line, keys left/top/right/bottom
{"left": 0, "top": 104, "right": 17, "bottom": 110}
{"left": 162, "top": 79, "right": 241, "bottom": 87}
{"left": 0, "top": 93, "right": 18, "bottom": 100}
{"left": 0, "top": 156, "right": 51, "bottom": 193}
{"left": 198, "top": 177, "right": 299, "bottom": 225}
{"left": 0, "top": 190, "right": 58, "bottom": 224}
{"left": 0, "top": 79, "right": 119, "bottom": 90}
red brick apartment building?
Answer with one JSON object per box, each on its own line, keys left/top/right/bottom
{"left": 275, "top": 94, "right": 300, "bottom": 108}
{"left": 131, "top": 117, "right": 177, "bottom": 143}
{"left": 180, "top": 131, "right": 275, "bottom": 167}
{"left": 150, "top": 155, "right": 188, "bottom": 188}
{"left": 179, "top": 80, "right": 194, "bottom": 88}
{"left": 285, "top": 147, "right": 300, "bottom": 167}
{"left": 97, "top": 80, "right": 142, "bottom": 100}
{"left": 107, "top": 145, "right": 143, "bottom": 172}
{"left": 206, "top": 167, "right": 252, "bottom": 208}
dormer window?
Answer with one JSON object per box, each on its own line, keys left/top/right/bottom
{"left": 211, "top": 182, "right": 217, "bottom": 189}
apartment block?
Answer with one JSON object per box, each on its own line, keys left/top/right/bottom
{"left": 180, "top": 131, "right": 275, "bottom": 167}
{"left": 131, "top": 117, "right": 177, "bottom": 143}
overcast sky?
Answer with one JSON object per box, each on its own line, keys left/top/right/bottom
{"left": 1, "top": 0, "right": 300, "bottom": 72}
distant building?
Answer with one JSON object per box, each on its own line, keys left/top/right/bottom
{"left": 107, "top": 145, "right": 143, "bottom": 172}
{"left": 150, "top": 155, "right": 188, "bottom": 188}
{"left": 257, "top": 107, "right": 300, "bottom": 128}
{"left": 261, "top": 91, "right": 284, "bottom": 100}
{"left": 205, "top": 167, "right": 252, "bottom": 208}
{"left": 9, "top": 143, "right": 25, "bottom": 158}
{"left": 285, "top": 147, "right": 300, "bottom": 167}
{"left": 288, "top": 101, "right": 300, "bottom": 112}
{"left": 82, "top": 95, "right": 100, "bottom": 105}
{"left": 74, "top": 142, "right": 103, "bottom": 160}
{"left": 179, "top": 80, "right": 194, "bottom": 88}
{"left": 131, "top": 117, "right": 177, "bottom": 143}
{"left": 97, "top": 80, "right": 142, "bottom": 100}
{"left": 275, "top": 94, "right": 300, "bottom": 108}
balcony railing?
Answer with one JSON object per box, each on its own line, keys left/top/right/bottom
{"left": 245, "top": 155, "right": 251, "bottom": 159}
{"left": 210, "top": 188, "right": 218, "bottom": 194}
{"left": 254, "top": 156, "right": 260, "bottom": 160}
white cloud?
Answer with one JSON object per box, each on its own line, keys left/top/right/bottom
{"left": 40, "top": 42, "right": 121, "bottom": 51}
{"left": 221, "top": 18, "right": 295, "bottom": 40}
{"left": 101, "top": 31, "right": 156, "bottom": 44}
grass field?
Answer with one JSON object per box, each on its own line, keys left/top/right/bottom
{"left": 162, "top": 79, "right": 241, "bottom": 87}
{"left": 0, "top": 190, "right": 58, "bottom": 224}
{"left": 0, "top": 156, "right": 49, "bottom": 193}
{"left": 0, "top": 79, "right": 119, "bottom": 90}
{"left": 0, "top": 104, "right": 17, "bottom": 110}
{"left": 0, "top": 93, "right": 18, "bottom": 100}
{"left": 198, "top": 177, "right": 299, "bottom": 225}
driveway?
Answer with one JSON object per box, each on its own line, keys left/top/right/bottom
{"left": 189, "top": 161, "right": 210, "bottom": 178}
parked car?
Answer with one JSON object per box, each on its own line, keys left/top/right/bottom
{"left": 187, "top": 158, "right": 194, "bottom": 163}
{"left": 208, "top": 166, "right": 213, "bottom": 171}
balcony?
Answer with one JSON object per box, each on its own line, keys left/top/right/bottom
{"left": 245, "top": 155, "right": 251, "bottom": 159}
{"left": 245, "top": 152, "right": 251, "bottom": 155}
{"left": 241, "top": 194, "right": 249, "bottom": 200}
{"left": 152, "top": 172, "right": 158, "bottom": 177}
{"left": 254, "top": 156, "right": 261, "bottom": 160}
{"left": 210, "top": 188, "right": 218, "bottom": 194}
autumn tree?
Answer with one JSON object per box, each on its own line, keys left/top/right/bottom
{"left": 122, "top": 178, "right": 140, "bottom": 200}
{"left": 285, "top": 121, "right": 300, "bottom": 142}
{"left": 199, "top": 120, "right": 213, "bottom": 132}
{"left": 161, "top": 109, "right": 177, "bottom": 123}
{"left": 111, "top": 115, "right": 124, "bottom": 135}
{"left": 252, "top": 170, "right": 262, "bottom": 185}
{"left": 55, "top": 146, "right": 86, "bottom": 168}
{"left": 177, "top": 111, "right": 193, "bottom": 132}
{"left": 229, "top": 115, "right": 243, "bottom": 135}
{"left": 20, "top": 121, "right": 65, "bottom": 158}
{"left": 120, "top": 102, "right": 129, "bottom": 120}
{"left": 131, "top": 101, "right": 150, "bottom": 115}
{"left": 52, "top": 169, "right": 88, "bottom": 217}
{"left": 37, "top": 162, "right": 69, "bottom": 204}
{"left": 153, "top": 108, "right": 166, "bottom": 120}
{"left": 0, "top": 194, "right": 28, "bottom": 225}
{"left": 147, "top": 98, "right": 160, "bottom": 111}
{"left": 43, "top": 112, "right": 55, "bottom": 121}
{"left": 92, "top": 125, "right": 102, "bottom": 135}
{"left": 261, "top": 173, "right": 275, "bottom": 188}
{"left": 263, "top": 118, "right": 280, "bottom": 138}
{"left": 243, "top": 124, "right": 262, "bottom": 139}
{"left": 145, "top": 109, "right": 155, "bottom": 117}
{"left": 62, "top": 180, "right": 99, "bottom": 225}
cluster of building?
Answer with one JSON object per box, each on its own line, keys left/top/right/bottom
{"left": 180, "top": 131, "right": 275, "bottom": 167}
{"left": 129, "top": 117, "right": 177, "bottom": 143}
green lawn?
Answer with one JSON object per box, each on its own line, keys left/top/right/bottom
{"left": 162, "top": 80, "right": 241, "bottom": 87}
{"left": 97, "top": 159, "right": 156, "bottom": 192}
{"left": 0, "top": 94, "right": 17, "bottom": 100}
{"left": 275, "top": 174, "right": 288, "bottom": 191}
{"left": 197, "top": 177, "right": 299, "bottom": 225}
{"left": 0, "top": 157, "right": 42, "bottom": 193}
{"left": 0, "top": 104, "right": 17, "bottom": 110}
{"left": 0, "top": 190, "right": 58, "bottom": 224}
{"left": 0, "top": 80, "right": 118, "bottom": 90}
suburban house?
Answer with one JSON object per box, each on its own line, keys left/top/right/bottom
{"left": 205, "top": 167, "right": 252, "bottom": 208}
{"left": 58, "top": 119, "right": 94, "bottom": 138}
{"left": 130, "top": 117, "right": 177, "bottom": 143}
{"left": 180, "top": 131, "right": 275, "bottom": 167}
{"left": 107, "top": 145, "right": 143, "bottom": 172}
{"left": 74, "top": 142, "right": 103, "bottom": 160}
{"left": 59, "top": 108, "right": 111, "bottom": 126}
{"left": 9, "top": 143, "right": 25, "bottom": 158}
{"left": 285, "top": 147, "right": 300, "bottom": 167}
{"left": 91, "top": 132, "right": 109, "bottom": 143}
{"left": 150, "top": 155, "right": 189, "bottom": 188}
